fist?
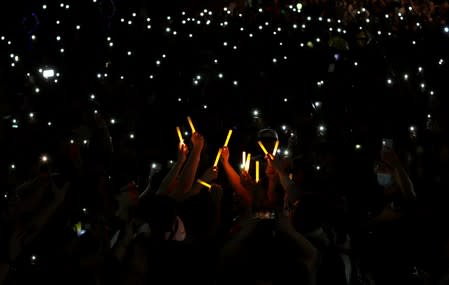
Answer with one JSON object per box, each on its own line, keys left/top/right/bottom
{"left": 191, "top": 132, "right": 205, "bottom": 150}
{"left": 221, "top": 147, "right": 230, "bottom": 163}
{"left": 178, "top": 143, "right": 189, "bottom": 163}
{"left": 202, "top": 167, "right": 218, "bottom": 182}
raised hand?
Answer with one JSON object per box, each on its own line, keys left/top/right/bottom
{"left": 202, "top": 167, "right": 218, "bottom": 182}
{"left": 191, "top": 132, "right": 205, "bottom": 150}
{"left": 221, "top": 146, "right": 230, "bottom": 164}
{"left": 177, "top": 142, "right": 189, "bottom": 163}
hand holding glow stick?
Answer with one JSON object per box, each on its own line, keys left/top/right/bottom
{"left": 176, "top": 126, "right": 184, "bottom": 144}
{"left": 213, "top": 148, "right": 223, "bottom": 167}
{"left": 258, "top": 141, "right": 274, "bottom": 160}
{"left": 197, "top": 179, "right": 212, "bottom": 190}
{"left": 187, "top": 116, "right": 196, "bottom": 133}
{"left": 223, "top": 129, "right": 233, "bottom": 147}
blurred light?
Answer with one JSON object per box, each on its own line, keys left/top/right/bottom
{"left": 43, "top": 69, "right": 55, "bottom": 79}
{"left": 110, "top": 118, "right": 116, "bottom": 124}
{"left": 41, "top": 155, "right": 48, "bottom": 162}
{"left": 129, "top": 133, "right": 135, "bottom": 139}
{"left": 10, "top": 164, "right": 15, "bottom": 169}
{"left": 355, "top": 144, "right": 362, "bottom": 150}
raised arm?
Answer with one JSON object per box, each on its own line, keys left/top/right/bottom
{"left": 220, "top": 147, "right": 252, "bottom": 207}
{"left": 93, "top": 113, "right": 114, "bottom": 154}
{"left": 271, "top": 158, "right": 300, "bottom": 204}
{"left": 188, "top": 166, "right": 218, "bottom": 198}
{"left": 175, "top": 132, "right": 204, "bottom": 199}
{"left": 151, "top": 143, "right": 188, "bottom": 198}
{"left": 24, "top": 181, "right": 70, "bottom": 243}
{"left": 382, "top": 150, "right": 416, "bottom": 200}
{"left": 265, "top": 159, "right": 280, "bottom": 207}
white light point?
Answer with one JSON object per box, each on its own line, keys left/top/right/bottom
{"left": 43, "top": 69, "right": 55, "bottom": 79}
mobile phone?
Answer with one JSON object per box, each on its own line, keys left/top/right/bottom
{"left": 149, "top": 162, "right": 162, "bottom": 176}
{"left": 73, "top": 221, "right": 89, "bottom": 237}
{"left": 382, "top": 139, "right": 393, "bottom": 152}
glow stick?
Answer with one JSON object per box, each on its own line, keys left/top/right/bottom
{"left": 213, "top": 148, "right": 223, "bottom": 167}
{"left": 258, "top": 141, "right": 273, "bottom": 160}
{"left": 187, "top": 116, "right": 196, "bottom": 133}
{"left": 242, "top": 151, "right": 246, "bottom": 169}
{"left": 255, "top": 161, "right": 260, "bottom": 183}
{"left": 272, "top": 140, "right": 279, "bottom": 156}
{"left": 223, "top": 129, "right": 233, "bottom": 147}
{"left": 176, "top": 126, "right": 184, "bottom": 144}
{"left": 245, "top": 153, "right": 251, "bottom": 172}
{"left": 197, "top": 179, "right": 211, "bottom": 189}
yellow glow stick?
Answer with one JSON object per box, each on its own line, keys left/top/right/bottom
{"left": 242, "top": 151, "right": 246, "bottom": 169}
{"left": 187, "top": 116, "right": 196, "bottom": 133}
{"left": 258, "top": 141, "right": 268, "bottom": 155}
{"left": 255, "top": 161, "right": 260, "bottom": 183}
{"left": 176, "top": 126, "right": 184, "bottom": 144}
{"left": 258, "top": 141, "right": 274, "bottom": 160}
{"left": 213, "top": 148, "right": 223, "bottom": 167}
{"left": 272, "top": 140, "right": 279, "bottom": 156}
{"left": 223, "top": 129, "right": 233, "bottom": 147}
{"left": 197, "top": 179, "right": 211, "bottom": 189}
{"left": 245, "top": 153, "right": 251, "bottom": 172}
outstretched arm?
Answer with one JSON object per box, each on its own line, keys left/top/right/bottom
{"left": 220, "top": 147, "right": 252, "bottom": 207}
{"left": 152, "top": 143, "right": 188, "bottom": 198}
{"left": 271, "top": 158, "right": 300, "bottom": 204}
{"left": 174, "top": 132, "right": 204, "bottom": 199}
{"left": 188, "top": 166, "right": 218, "bottom": 198}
